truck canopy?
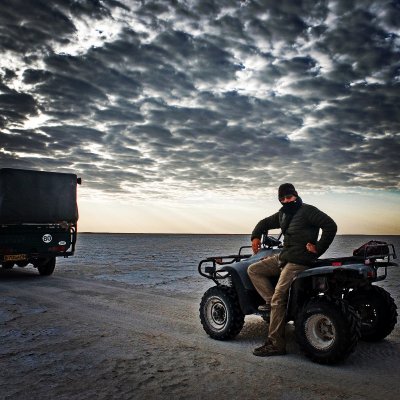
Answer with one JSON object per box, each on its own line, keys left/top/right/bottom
{"left": 0, "top": 168, "right": 79, "bottom": 224}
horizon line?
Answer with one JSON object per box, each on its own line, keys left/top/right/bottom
{"left": 79, "top": 232, "right": 400, "bottom": 236}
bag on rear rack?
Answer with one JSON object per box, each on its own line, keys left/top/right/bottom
{"left": 353, "top": 240, "right": 390, "bottom": 259}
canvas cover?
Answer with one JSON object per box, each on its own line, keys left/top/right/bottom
{"left": 0, "top": 168, "right": 79, "bottom": 223}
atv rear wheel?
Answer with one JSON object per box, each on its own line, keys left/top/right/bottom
{"left": 36, "top": 257, "right": 56, "bottom": 276}
{"left": 199, "top": 285, "right": 244, "bottom": 340}
{"left": 295, "top": 298, "right": 360, "bottom": 364}
{"left": 346, "top": 286, "right": 397, "bottom": 341}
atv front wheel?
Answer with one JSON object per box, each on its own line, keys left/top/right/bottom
{"left": 346, "top": 286, "right": 397, "bottom": 341}
{"left": 199, "top": 285, "right": 244, "bottom": 340}
{"left": 295, "top": 298, "right": 361, "bottom": 364}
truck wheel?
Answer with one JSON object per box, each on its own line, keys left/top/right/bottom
{"left": 199, "top": 285, "right": 244, "bottom": 340}
{"left": 346, "top": 286, "right": 397, "bottom": 341}
{"left": 295, "top": 298, "right": 360, "bottom": 364}
{"left": 37, "top": 257, "right": 56, "bottom": 276}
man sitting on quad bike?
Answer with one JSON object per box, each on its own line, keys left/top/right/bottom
{"left": 248, "top": 183, "right": 337, "bottom": 357}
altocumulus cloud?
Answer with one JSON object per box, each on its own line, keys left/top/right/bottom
{"left": 0, "top": 0, "right": 399, "bottom": 200}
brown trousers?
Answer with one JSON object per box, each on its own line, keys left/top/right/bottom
{"left": 248, "top": 254, "right": 307, "bottom": 350}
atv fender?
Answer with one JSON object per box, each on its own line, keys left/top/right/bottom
{"left": 286, "top": 263, "right": 375, "bottom": 321}
{"left": 219, "top": 248, "right": 280, "bottom": 314}
{"left": 296, "top": 263, "right": 375, "bottom": 279}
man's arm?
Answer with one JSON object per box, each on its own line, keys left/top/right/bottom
{"left": 306, "top": 206, "right": 337, "bottom": 256}
{"left": 251, "top": 212, "right": 280, "bottom": 253}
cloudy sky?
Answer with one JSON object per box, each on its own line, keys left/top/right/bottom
{"left": 1, "top": 0, "right": 399, "bottom": 234}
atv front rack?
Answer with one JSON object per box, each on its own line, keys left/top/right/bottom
{"left": 198, "top": 253, "right": 251, "bottom": 284}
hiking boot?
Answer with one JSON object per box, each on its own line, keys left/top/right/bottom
{"left": 258, "top": 303, "right": 271, "bottom": 312}
{"left": 253, "top": 342, "right": 286, "bottom": 357}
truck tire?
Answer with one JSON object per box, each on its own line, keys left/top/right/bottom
{"left": 346, "top": 286, "right": 397, "bottom": 341}
{"left": 37, "top": 257, "right": 56, "bottom": 276}
{"left": 199, "top": 285, "right": 244, "bottom": 340}
{"left": 295, "top": 297, "right": 360, "bottom": 364}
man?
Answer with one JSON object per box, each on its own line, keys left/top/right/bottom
{"left": 248, "top": 183, "right": 337, "bottom": 357}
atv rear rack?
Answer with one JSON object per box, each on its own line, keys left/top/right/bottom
{"left": 358, "top": 243, "right": 397, "bottom": 281}
{"left": 361, "top": 242, "right": 397, "bottom": 261}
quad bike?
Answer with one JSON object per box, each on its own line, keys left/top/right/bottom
{"left": 198, "top": 236, "right": 398, "bottom": 364}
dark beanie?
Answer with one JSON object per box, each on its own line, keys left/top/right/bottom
{"left": 278, "top": 183, "right": 298, "bottom": 199}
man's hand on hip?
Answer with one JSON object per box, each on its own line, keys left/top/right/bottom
{"left": 306, "top": 243, "right": 317, "bottom": 254}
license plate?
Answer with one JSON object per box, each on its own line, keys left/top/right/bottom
{"left": 4, "top": 254, "right": 27, "bottom": 262}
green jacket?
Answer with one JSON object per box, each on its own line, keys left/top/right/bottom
{"left": 251, "top": 204, "right": 337, "bottom": 265}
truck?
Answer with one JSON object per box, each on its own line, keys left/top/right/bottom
{"left": 0, "top": 168, "right": 81, "bottom": 275}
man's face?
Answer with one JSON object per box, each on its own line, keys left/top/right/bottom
{"left": 280, "top": 195, "right": 297, "bottom": 203}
